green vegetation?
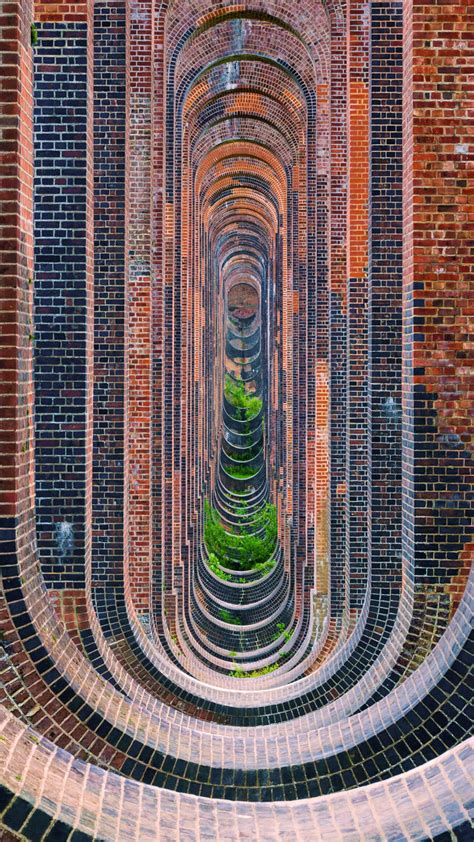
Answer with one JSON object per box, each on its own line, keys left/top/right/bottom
{"left": 206, "top": 551, "right": 268, "bottom": 584}
{"left": 224, "top": 375, "right": 262, "bottom": 420}
{"left": 273, "top": 622, "right": 294, "bottom": 643}
{"left": 218, "top": 608, "right": 241, "bottom": 625}
{"left": 227, "top": 444, "right": 261, "bottom": 461}
{"left": 224, "top": 464, "right": 259, "bottom": 479}
{"left": 31, "top": 23, "right": 38, "bottom": 46}
{"left": 230, "top": 662, "right": 279, "bottom": 678}
{"left": 204, "top": 501, "right": 277, "bottom": 571}
{"left": 207, "top": 552, "right": 232, "bottom": 581}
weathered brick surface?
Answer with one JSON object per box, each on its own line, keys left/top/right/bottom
{"left": 402, "top": 1, "right": 473, "bottom": 608}
{"left": 125, "top": 0, "right": 153, "bottom": 614}
{"left": 346, "top": 0, "right": 370, "bottom": 611}
{"left": 0, "top": 0, "right": 34, "bottom": 523}
{"left": 369, "top": 0, "right": 403, "bottom": 589}
{"left": 92, "top": 0, "right": 126, "bottom": 593}
{"left": 34, "top": 3, "right": 88, "bottom": 21}
{"left": 0, "top": 0, "right": 472, "bottom": 837}
{"left": 32, "top": 17, "right": 93, "bottom": 589}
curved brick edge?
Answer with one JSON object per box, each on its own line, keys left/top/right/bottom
{"left": 0, "top": 709, "right": 472, "bottom": 841}
{"left": 3, "top": 528, "right": 472, "bottom": 772}
{"left": 102, "top": 563, "right": 386, "bottom": 705}
{"left": 79, "top": 565, "right": 473, "bottom": 749}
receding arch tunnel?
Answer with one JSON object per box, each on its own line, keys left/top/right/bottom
{"left": 158, "top": 8, "right": 318, "bottom": 674}
{"left": 0, "top": 1, "right": 472, "bottom": 838}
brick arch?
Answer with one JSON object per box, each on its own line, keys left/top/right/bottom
{"left": 159, "top": 0, "right": 321, "bottom": 658}
{"left": 1, "top": 1, "right": 472, "bottom": 836}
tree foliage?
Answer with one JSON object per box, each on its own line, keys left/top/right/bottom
{"left": 224, "top": 375, "right": 262, "bottom": 420}
{"left": 204, "top": 501, "right": 277, "bottom": 571}
{"left": 224, "top": 463, "right": 259, "bottom": 478}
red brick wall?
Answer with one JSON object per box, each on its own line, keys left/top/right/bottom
{"left": 35, "top": 2, "right": 88, "bottom": 22}
{"left": 6, "top": 0, "right": 467, "bottom": 667}
{"left": 125, "top": 0, "right": 154, "bottom": 614}
{"left": 346, "top": 0, "right": 370, "bottom": 611}
{"left": 0, "top": 0, "right": 35, "bottom": 526}
{"left": 402, "top": 1, "right": 473, "bottom": 608}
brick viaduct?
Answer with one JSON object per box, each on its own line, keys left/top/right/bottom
{"left": 0, "top": 1, "right": 472, "bottom": 839}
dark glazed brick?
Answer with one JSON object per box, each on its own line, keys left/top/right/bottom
{"left": 33, "top": 23, "right": 92, "bottom": 589}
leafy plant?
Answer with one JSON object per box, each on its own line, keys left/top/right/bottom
{"left": 226, "top": 444, "right": 261, "bottom": 462}
{"left": 225, "top": 464, "right": 259, "bottom": 479}
{"left": 206, "top": 552, "right": 231, "bottom": 581}
{"left": 219, "top": 608, "right": 241, "bottom": 626}
{"left": 204, "top": 501, "right": 277, "bottom": 572}
{"left": 224, "top": 375, "right": 262, "bottom": 420}
{"left": 230, "top": 662, "right": 279, "bottom": 678}
{"left": 227, "top": 484, "right": 250, "bottom": 497}
{"left": 273, "top": 622, "right": 294, "bottom": 643}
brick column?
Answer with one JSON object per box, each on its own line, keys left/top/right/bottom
{"left": 328, "top": 16, "right": 347, "bottom": 618}
{"left": 92, "top": 1, "right": 126, "bottom": 591}
{"left": 368, "top": 0, "right": 403, "bottom": 587}
{"left": 151, "top": 2, "right": 165, "bottom": 624}
{"left": 32, "top": 0, "right": 94, "bottom": 590}
{"left": 402, "top": 1, "right": 473, "bottom": 612}
{"left": 314, "top": 82, "right": 330, "bottom": 596}
{"left": 345, "top": 0, "right": 370, "bottom": 611}
{"left": 0, "top": 0, "right": 35, "bottom": 573}
{"left": 125, "top": 0, "right": 153, "bottom": 614}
